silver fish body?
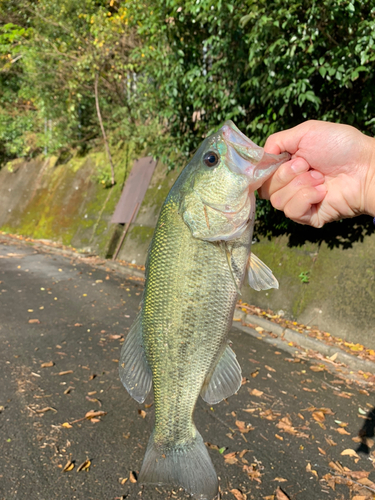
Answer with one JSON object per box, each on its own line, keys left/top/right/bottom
{"left": 119, "top": 121, "right": 290, "bottom": 499}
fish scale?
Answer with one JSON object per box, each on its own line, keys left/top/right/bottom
{"left": 143, "top": 195, "right": 238, "bottom": 446}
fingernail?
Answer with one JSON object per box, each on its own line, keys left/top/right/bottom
{"left": 310, "top": 170, "right": 324, "bottom": 180}
{"left": 315, "top": 184, "right": 326, "bottom": 192}
{"left": 290, "top": 159, "right": 307, "bottom": 173}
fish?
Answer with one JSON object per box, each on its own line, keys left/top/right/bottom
{"left": 119, "top": 120, "right": 290, "bottom": 499}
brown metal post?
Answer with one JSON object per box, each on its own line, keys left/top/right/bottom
{"left": 112, "top": 202, "right": 139, "bottom": 261}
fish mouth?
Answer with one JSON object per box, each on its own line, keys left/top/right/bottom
{"left": 220, "top": 120, "right": 291, "bottom": 186}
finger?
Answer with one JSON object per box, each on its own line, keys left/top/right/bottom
{"left": 270, "top": 171, "right": 325, "bottom": 211}
{"left": 273, "top": 184, "right": 327, "bottom": 226}
{"left": 264, "top": 122, "right": 310, "bottom": 155}
{"left": 258, "top": 157, "right": 312, "bottom": 199}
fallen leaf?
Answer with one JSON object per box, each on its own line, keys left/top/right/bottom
{"left": 59, "top": 370, "right": 73, "bottom": 376}
{"left": 250, "top": 369, "right": 259, "bottom": 378}
{"left": 85, "top": 410, "right": 107, "bottom": 420}
{"left": 273, "top": 478, "right": 287, "bottom": 482}
{"left": 62, "top": 422, "right": 73, "bottom": 428}
{"left": 275, "top": 434, "right": 284, "bottom": 441}
{"left": 248, "top": 388, "right": 263, "bottom": 397}
{"left": 341, "top": 448, "right": 359, "bottom": 458}
{"left": 28, "top": 319, "right": 40, "bottom": 324}
{"left": 325, "top": 436, "right": 337, "bottom": 446}
{"left": 120, "top": 477, "right": 128, "bottom": 485}
{"left": 85, "top": 396, "right": 102, "bottom": 407}
{"left": 335, "top": 427, "right": 350, "bottom": 435}
{"left": 88, "top": 374, "right": 96, "bottom": 380}
{"left": 74, "top": 323, "right": 82, "bottom": 327}
{"left": 318, "top": 447, "right": 326, "bottom": 455}
{"left": 265, "top": 365, "right": 276, "bottom": 372}
{"left": 312, "top": 411, "right": 325, "bottom": 422}
{"left": 41, "top": 361, "right": 54, "bottom": 368}
{"left": 138, "top": 410, "right": 146, "bottom": 418}
{"left": 275, "top": 486, "right": 290, "bottom": 499}
{"left": 306, "top": 462, "right": 318, "bottom": 478}
{"left": 64, "top": 386, "right": 74, "bottom": 395}
{"left": 35, "top": 407, "right": 57, "bottom": 413}
{"left": 328, "top": 352, "right": 338, "bottom": 361}
{"left": 108, "top": 334, "right": 122, "bottom": 340}
{"left": 62, "top": 460, "right": 74, "bottom": 472}
{"left": 235, "top": 420, "right": 254, "bottom": 433}
{"left": 230, "top": 488, "right": 247, "bottom": 500}
{"left": 77, "top": 459, "right": 91, "bottom": 472}
{"left": 310, "top": 365, "right": 325, "bottom": 372}
{"left": 129, "top": 471, "right": 137, "bottom": 483}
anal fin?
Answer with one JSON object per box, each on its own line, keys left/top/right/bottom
{"left": 200, "top": 344, "right": 242, "bottom": 405}
{"left": 247, "top": 252, "right": 279, "bottom": 291}
{"left": 119, "top": 310, "right": 152, "bottom": 403}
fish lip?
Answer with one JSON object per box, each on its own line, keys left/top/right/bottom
{"left": 220, "top": 121, "right": 291, "bottom": 181}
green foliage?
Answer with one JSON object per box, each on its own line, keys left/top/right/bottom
{"left": 0, "top": 0, "right": 374, "bottom": 243}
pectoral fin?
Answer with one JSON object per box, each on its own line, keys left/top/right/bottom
{"left": 200, "top": 344, "right": 242, "bottom": 404}
{"left": 119, "top": 310, "right": 152, "bottom": 403}
{"left": 247, "top": 252, "right": 279, "bottom": 291}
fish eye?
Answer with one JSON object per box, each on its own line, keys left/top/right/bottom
{"left": 203, "top": 151, "right": 220, "bottom": 168}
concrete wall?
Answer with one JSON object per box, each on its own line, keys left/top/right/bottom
{"left": 1, "top": 152, "right": 374, "bottom": 349}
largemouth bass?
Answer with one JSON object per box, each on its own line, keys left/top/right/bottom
{"left": 119, "top": 121, "right": 290, "bottom": 499}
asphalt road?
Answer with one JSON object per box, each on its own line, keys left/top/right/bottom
{"left": 0, "top": 238, "right": 374, "bottom": 500}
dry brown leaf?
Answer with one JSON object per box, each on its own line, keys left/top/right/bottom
{"left": 85, "top": 410, "right": 107, "bottom": 420}
{"left": 312, "top": 411, "right": 325, "bottom": 422}
{"left": 275, "top": 434, "right": 284, "bottom": 441}
{"left": 325, "top": 436, "right": 337, "bottom": 446}
{"left": 230, "top": 489, "right": 246, "bottom": 500}
{"left": 59, "top": 370, "right": 73, "bottom": 376}
{"left": 145, "top": 403, "right": 153, "bottom": 409}
{"left": 335, "top": 427, "right": 350, "bottom": 435}
{"left": 243, "top": 464, "right": 262, "bottom": 483}
{"left": 310, "top": 365, "right": 325, "bottom": 372}
{"left": 88, "top": 374, "right": 96, "bottom": 380}
{"left": 64, "top": 386, "right": 74, "bottom": 394}
{"left": 351, "top": 496, "right": 367, "bottom": 500}
{"left": 62, "top": 460, "right": 74, "bottom": 472}
{"left": 273, "top": 478, "right": 287, "bottom": 482}
{"left": 250, "top": 369, "right": 259, "bottom": 378}
{"left": 265, "top": 365, "right": 276, "bottom": 372}
{"left": 263, "top": 496, "right": 275, "bottom": 500}
{"left": 341, "top": 448, "right": 359, "bottom": 458}
{"left": 108, "top": 334, "right": 122, "bottom": 340}
{"left": 306, "top": 462, "right": 318, "bottom": 478}
{"left": 329, "top": 461, "right": 345, "bottom": 474}
{"left": 74, "top": 323, "right": 82, "bottom": 327}
{"left": 318, "top": 447, "right": 326, "bottom": 455}
{"left": 85, "top": 396, "right": 101, "bottom": 407}
{"left": 129, "top": 471, "right": 137, "bottom": 483}
{"left": 77, "top": 459, "right": 91, "bottom": 472}
{"left": 138, "top": 410, "right": 146, "bottom": 418}
{"left": 35, "top": 407, "right": 56, "bottom": 413}
{"left": 120, "top": 477, "right": 128, "bottom": 485}
{"left": 41, "top": 361, "right": 54, "bottom": 368}
{"left": 347, "top": 470, "right": 370, "bottom": 480}
{"left": 248, "top": 388, "right": 263, "bottom": 397}
{"left": 235, "top": 420, "right": 254, "bottom": 433}
{"left": 275, "top": 487, "right": 290, "bottom": 499}
{"left": 28, "top": 319, "right": 40, "bottom": 324}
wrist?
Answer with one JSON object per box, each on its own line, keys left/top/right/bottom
{"left": 363, "top": 136, "right": 375, "bottom": 217}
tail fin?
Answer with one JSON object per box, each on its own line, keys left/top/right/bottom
{"left": 139, "top": 431, "right": 218, "bottom": 500}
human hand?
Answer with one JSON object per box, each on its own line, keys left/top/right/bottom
{"left": 258, "top": 120, "right": 375, "bottom": 227}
